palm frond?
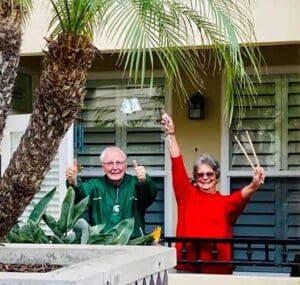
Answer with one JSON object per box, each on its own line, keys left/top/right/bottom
{"left": 48, "top": 0, "right": 109, "bottom": 42}
{"left": 100, "top": 0, "right": 262, "bottom": 123}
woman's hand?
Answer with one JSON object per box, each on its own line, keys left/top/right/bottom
{"left": 161, "top": 113, "right": 175, "bottom": 134}
{"left": 252, "top": 166, "right": 265, "bottom": 188}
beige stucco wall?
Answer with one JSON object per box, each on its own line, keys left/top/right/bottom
{"left": 21, "top": 0, "right": 300, "bottom": 55}
{"left": 171, "top": 71, "right": 222, "bottom": 177}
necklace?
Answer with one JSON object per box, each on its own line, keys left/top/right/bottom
{"left": 112, "top": 187, "right": 120, "bottom": 215}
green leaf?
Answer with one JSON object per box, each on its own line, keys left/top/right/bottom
{"left": 62, "top": 231, "right": 76, "bottom": 244}
{"left": 28, "top": 188, "right": 56, "bottom": 223}
{"left": 73, "top": 218, "right": 90, "bottom": 244}
{"left": 18, "top": 224, "right": 34, "bottom": 242}
{"left": 57, "top": 187, "right": 75, "bottom": 234}
{"left": 70, "top": 195, "right": 89, "bottom": 228}
{"left": 89, "top": 223, "right": 106, "bottom": 236}
{"left": 28, "top": 220, "right": 49, "bottom": 243}
{"left": 128, "top": 232, "right": 153, "bottom": 245}
{"left": 104, "top": 218, "right": 134, "bottom": 245}
{"left": 42, "top": 213, "right": 60, "bottom": 237}
{"left": 6, "top": 231, "right": 24, "bottom": 243}
{"left": 50, "top": 235, "right": 64, "bottom": 244}
{"left": 88, "top": 233, "right": 114, "bottom": 245}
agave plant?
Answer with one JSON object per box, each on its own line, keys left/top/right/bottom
{"left": 6, "top": 187, "right": 160, "bottom": 245}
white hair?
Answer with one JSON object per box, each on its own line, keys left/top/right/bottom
{"left": 99, "top": 146, "right": 127, "bottom": 163}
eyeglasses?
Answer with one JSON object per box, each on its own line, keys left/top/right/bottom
{"left": 195, "top": 172, "right": 215, "bottom": 178}
{"left": 103, "top": 161, "right": 126, "bottom": 168}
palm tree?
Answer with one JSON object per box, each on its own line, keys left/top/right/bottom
{"left": 0, "top": 0, "right": 32, "bottom": 143}
{"left": 0, "top": 0, "right": 261, "bottom": 237}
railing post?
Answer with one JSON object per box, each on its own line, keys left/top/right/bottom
{"left": 264, "top": 243, "right": 269, "bottom": 262}
{"left": 282, "top": 244, "right": 287, "bottom": 263}
{"left": 245, "top": 242, "right": 253, "bottom": 261}
{"left": 211, "top": 241, "right": 219, "bottom": 260}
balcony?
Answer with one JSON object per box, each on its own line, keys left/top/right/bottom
{"left": 163, "top": 237, "right": 300, "bottom": 285}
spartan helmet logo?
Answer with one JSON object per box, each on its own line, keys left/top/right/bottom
{"left": 112, "top": 204, "right": 120, "bottom": 215}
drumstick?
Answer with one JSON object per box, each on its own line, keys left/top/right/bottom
{"left": 246, "top": 130, "right": 260, "bottom": 167}
{"left": 234, "top": 135, "right": 255, "bottom": 170}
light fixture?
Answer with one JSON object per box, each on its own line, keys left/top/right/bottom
{"left": 188, "top": 91, "right": 205, "bottom": 120}
{"left": 120, "top": 98, "right": 142, "bottom": 114}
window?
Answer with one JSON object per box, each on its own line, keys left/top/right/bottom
{"left": 225, "top": 75, "right": 300, "bottom": 272}
{"left": 75, "top": 78, "right": 166, "bottom": 234}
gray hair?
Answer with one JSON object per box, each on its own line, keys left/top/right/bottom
{"left": 99, "top": 146, "right": 127, "bottom": 163}
{"left": 193, "top": 153, "right": 220, "bottom": 179}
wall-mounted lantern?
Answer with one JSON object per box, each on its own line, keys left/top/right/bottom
{"left": 188, "top": 91, "right": 205, "bottom": 120}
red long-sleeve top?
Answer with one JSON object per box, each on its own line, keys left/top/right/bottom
{"left": 172, "top": 155, "right": 249, "bottom": 274}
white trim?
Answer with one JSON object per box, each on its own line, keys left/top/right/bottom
{"left": 1, "top": 114, "right": 31, "bottom": 174}
{"left": 220, "top": 71, "right": 231, "bottom": 195}
{"left": 58, "top": 125, "right": 74, "bottom": 208}
{"left": 164, "top": 79, "right": 174, "bottom": 236}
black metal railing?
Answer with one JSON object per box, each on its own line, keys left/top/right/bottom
{"left": 162, "top": 237, "right": 300, "bottom": 276}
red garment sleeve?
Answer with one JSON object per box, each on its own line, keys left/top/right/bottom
{"left": 171, "top": 155, "right": 192, "bottom": 203}
{"left": 227, "top": 190, "right": 250, "bottom": 225}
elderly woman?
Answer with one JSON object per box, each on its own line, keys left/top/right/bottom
{"left": 161, "top": 113, "right": 265, "bottom": 274}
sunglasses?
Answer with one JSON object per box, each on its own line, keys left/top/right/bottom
{"left": 195, "top": 172, "right": 215, "bottom": 178}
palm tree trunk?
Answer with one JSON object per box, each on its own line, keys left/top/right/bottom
{"left": 0, "top": 34, "right": 96, "bottom": 237}
{"left": 0, "top": 4, "right": 22, "bottom": 143}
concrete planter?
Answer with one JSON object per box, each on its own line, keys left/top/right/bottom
{"left": 0, "top": 244, "right": 176, "bottom": 285}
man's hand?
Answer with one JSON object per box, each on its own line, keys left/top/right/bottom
{"left": 66, "top": 159, "right": 78, "bottom": 186}
{"left": 133, "top": 160, "right": 146, "bottom": 182}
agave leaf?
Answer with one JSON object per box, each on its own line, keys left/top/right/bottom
{"left": 88, "top": 233, "right": 114, "bottom": 245}
{"left": 70, "top": 195, "right": 89, "bottom": 228}
{"left": 89, "top": 223, "right": 106, "bottom": 236}
{"left": 128, "top": 232, "right": 153, "bottom": 245}
{"left": 18, "top": 224, "right": 34, "bottom": 242}
{"left": 62, "top": 231, "right": 76, "bottom": 244}
{"left": 6, "top": 224, "right": 24, "bottom": 243}
{"left": 28, "top": 220, "right": 49, "bottom": 243}
{"left": 6, "top": 231, "right": 24, "bottom": 243}
{"left": 28, "top": 188, "right": 56, "bottom": 223}
{"left": 73, "top": 218, "right": 90, "bottom": 244}
{"left": 50, "top": 235, "right": 64, "bottom": 244}
{"left": 57, "top": 187, "right": 75, "bottom": 233}
{"left": 42, "top": 213, "right": 60, "bottom": 237}
{"left": 104, "top": 218, "right": 134, "bottom": 245}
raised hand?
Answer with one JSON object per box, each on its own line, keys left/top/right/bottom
{"left": 133, "top": 159, "right": 146, "bottom": 182}
{"left": 161, "top": 113, "right": 174, "bottom": 134}
{"left": 252, "top": 166, "right": 265, "bottom": 187}
{"left": 66, "top": 159, "right": 78, "bottom": 186}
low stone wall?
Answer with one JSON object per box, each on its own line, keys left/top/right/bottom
{"left": 0, "top": 244, "right": 176, "bottom": 285}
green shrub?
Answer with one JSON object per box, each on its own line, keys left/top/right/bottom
{"left": 6, "top": 187, "right": 160, "bottom": 245}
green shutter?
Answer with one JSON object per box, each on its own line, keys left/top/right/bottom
{"left": 229, "top": 75, "right": 300, "bottom": 273}
{"left": 230, "top": 76, "right": 281, "bottom": 170}
{"left": 286, "top": 76, "right": 300, "bottom": 170}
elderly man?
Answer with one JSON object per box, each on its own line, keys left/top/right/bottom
{"left": 66, "top": 146, "right": 157, "bottom": 238}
